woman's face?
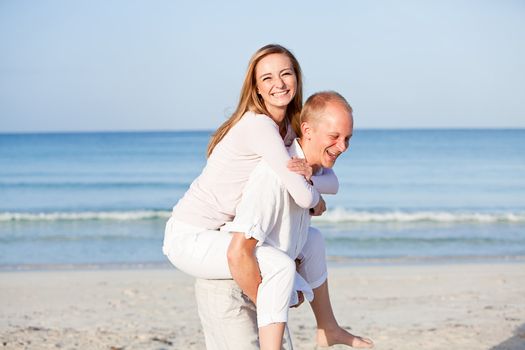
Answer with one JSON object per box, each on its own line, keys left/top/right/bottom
{"left": 255, "top": 53, "right": 297, "bottom": 121}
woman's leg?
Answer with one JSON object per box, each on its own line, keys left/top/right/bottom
{"left": 310, "top": 280, "right": 374, "bottom": 348}
{"left": 259, "top": 323, "right": 286, "bottom": 350}
{"left": 163, "top": 217, "right": 233, "bottom": 279}
{"left": 298, "top": 227, "right": 374, "bottom": 348}
{"left": 164, "top": 218, "right": 296, "bottom": 349}
{"left": 255, "top": 244, "right": 297, "bottom": 350}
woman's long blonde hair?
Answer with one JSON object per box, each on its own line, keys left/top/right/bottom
{"left": 206, "top": 44, "right": 303, "bottom": 157}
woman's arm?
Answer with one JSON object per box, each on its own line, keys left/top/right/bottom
{"left": 287, "top": 159, "right": 339, "bottom": 194}
{"left": 227, "top": 233, "right": 261, "bottom": 304}
{"left": 243, "top": 114, "right": 320, "bottom": 209}
{"left": 311, "top": 167, "right": 339, "bottom": 194}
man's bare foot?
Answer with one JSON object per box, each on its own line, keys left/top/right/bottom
{"left": 317, "top": 326, "right": 374, "bottom": 348}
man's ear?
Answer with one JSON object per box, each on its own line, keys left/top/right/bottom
{"left": 301, "top": 121, "right": 313, "bottom": 140}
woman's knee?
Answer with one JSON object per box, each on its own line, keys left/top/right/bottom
{"left": 281, "top": 256, "right": 297, "bottom": 279}
{"left": 261, "top": 256, "right": 296, "bottom": 300}
{"left": 257, "top": 247, "right": 296, "bottom": 281}
{"left": 303, "top": 226, "right": 326, "bottom": 256}
{"left": 272, "top": 254, "right": 296, "bottom": 279}
{"left": 297, "top": 226, "right": 328, "bottom": 286}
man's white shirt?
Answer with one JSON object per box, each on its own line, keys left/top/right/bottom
{"left": 221, "top": 139, "right": 324, "bottom": 305}
{"left": 221, "top": 138, "right": 322, "bottom": 258}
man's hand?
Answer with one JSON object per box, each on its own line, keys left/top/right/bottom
{"left": 290, "top": 291, "right": 305, "bottom": 308}
{"left": 310, "top": 195, "right": 326, "bottom": 216}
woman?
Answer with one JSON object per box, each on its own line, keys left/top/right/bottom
{"left": 163, "top": 44, "right": 372, "bottom": 349}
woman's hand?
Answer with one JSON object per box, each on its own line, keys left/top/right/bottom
{"left": 287, "top": 157, "right": 313, "bottom": 182}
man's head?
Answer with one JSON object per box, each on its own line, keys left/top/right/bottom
{"left": 298, "top": 91, "right": 353, "bottom": 169}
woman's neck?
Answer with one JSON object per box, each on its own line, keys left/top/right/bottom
{"left": 266, "top": 105, "right": 287, "bottom": 125}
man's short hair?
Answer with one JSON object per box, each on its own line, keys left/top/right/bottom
{"left": 299, "top": 91, "right": 353, "bottom": 135}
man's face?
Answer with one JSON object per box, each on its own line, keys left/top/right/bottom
{"left": 303, "top": 102, "right": 353, "bottom": 169}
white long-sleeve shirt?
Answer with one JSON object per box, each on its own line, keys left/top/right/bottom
{"left": 172, "top": 111, "right": 338, "bottom": 229}
{"left": 220, "top": 138, "right": 320, "bottom": 258}
{"left": 220, "top": 138, "right": 325, "bottom": 306}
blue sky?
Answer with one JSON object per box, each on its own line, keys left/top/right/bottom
{"left": 1, "top": 0, "right": 524, "bottom": 132}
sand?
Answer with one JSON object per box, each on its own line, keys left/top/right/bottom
{"left": 1, "top": 262, "right": 524, "bottom": 350}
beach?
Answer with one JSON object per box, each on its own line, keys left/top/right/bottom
{"left": 1, "top": 131, "right": 524, "bottom": 349}
{"left": 1, "top": 262, "right": 524, "bottom": 350}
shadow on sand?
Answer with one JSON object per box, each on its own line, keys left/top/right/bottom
{"left": 490, "top": 323, "right": 525, "bottom": 350}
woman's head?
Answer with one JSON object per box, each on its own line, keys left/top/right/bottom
{"left": 207, "top": 44, "right": 303, "bottom": 157}
{"left": 243, "top": 44, "right": 303, "bottom": 123}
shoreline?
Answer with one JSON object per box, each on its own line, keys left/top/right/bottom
{"left": 1, "top": 262, "right": 524, "bottom": 349}
{"left": 1, "top": 254, "right": 524, "bottom": 272}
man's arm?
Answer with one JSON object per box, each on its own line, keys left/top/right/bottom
{"left": 227, "top": 233, "right": 262, "bottom": 304}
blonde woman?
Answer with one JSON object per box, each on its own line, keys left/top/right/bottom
{"left": 164, "top": 44, "right": 332, "bottom": 278}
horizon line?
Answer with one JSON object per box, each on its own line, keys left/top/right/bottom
{"left": 2, "top": 126, "right": 525, "bottom": 135}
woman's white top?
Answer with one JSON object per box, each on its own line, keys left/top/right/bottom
{"left": 220, "top": 138, "right": 318, "bottom": 257}
{"left": 172, "top": 111, "right": 338, "bottom": 229}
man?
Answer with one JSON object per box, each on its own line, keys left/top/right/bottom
{"left": 196, "top": 91, "right": 372, "bottom": 350}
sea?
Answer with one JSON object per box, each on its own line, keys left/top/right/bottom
{"left": 1, "top": 129, "right": 524, "bottom": 268}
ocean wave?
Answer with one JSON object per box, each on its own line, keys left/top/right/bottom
{"left": 0, "top": 210, "right": 171, "bottom": 222}
{"left": 1, "top": 209, "right": 525, "bottom": 223}
{"left": 0, "top": 182, "right": 190, "bottom": 189}
{"left": 312, "top": 208, "right": 525, "bottom": 223}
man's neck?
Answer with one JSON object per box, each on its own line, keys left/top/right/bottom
{"left": 297, "top": 138, "right": 321, "bottom": 173}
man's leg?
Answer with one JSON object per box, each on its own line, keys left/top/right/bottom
{"left": 195, "top": 279, "right": 258, "bottom": 350}
{"left": 195, "top": 279, "right": 293, "bottom": 350}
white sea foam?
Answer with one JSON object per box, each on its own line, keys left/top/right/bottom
{"left": 0, "top": 210, "right": 172, "bottom": 222}
{"left": 1, "top": 209, "right": 524, "bottom": 223}
{"left": 312, "top": 208, "right": 525, "bottom": 223}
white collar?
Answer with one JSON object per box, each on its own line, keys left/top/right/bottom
{"left": 288, "top": 138, "right": 323, "bottom": 176}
